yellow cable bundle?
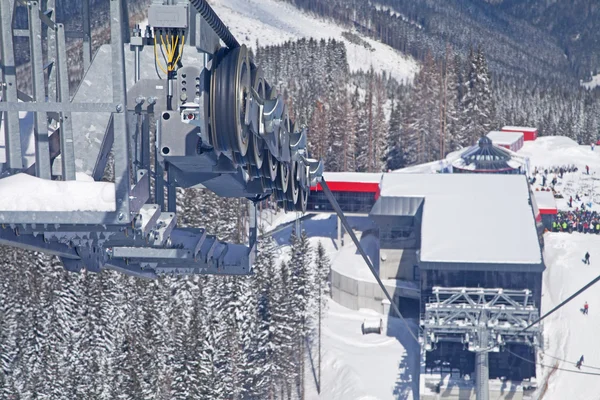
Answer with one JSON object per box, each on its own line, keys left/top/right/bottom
{"left": 154, "top": 34, "right": 167, "bottom": 75}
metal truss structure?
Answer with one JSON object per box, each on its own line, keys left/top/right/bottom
{"left": 0, "top": 0, "right": 322, "bottom": 277}
{"left": 421, "top": 287, "right": 541, "bottom": 400}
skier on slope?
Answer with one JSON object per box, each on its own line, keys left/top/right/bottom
{"left": 584, "top": 252, "right": 591, "bottom": 265}
{"left": 586, "top": 165, "right": 590, "bottom": 175}
{"left": 576, "top": 355, "right": 585, "bottom": 369}
{"left": 584, "top": 301, "right": 589, "bottom": 315}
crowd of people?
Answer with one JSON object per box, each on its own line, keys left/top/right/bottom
{"left": 552, "top": 210, "right": 600, "bottom": 233}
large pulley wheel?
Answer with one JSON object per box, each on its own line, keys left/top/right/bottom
{"left": 280, "top": 104, "right": 291, "bottom": 155}
{"left": 296, "top": 186, "right": 308, "bottom": 212}
{"left": 261, "top": 150, "right": 278, "bottom": 182}
{"left": 210, "top": 45, "right": 251, "bottom": 157}
{"left": 277, "top": 161, "right": 289, "bottom": 193}
{"left": 249, "top": 65, "right": 265, "bottom": 169}
{"left": 287, "top": 160, "right": 299, "bottom": 205}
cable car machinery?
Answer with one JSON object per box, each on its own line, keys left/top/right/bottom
{"left": 0, "top": 0, "right": 323, "bottom": 277}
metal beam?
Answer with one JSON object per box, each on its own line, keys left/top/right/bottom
{"left": 45, "top": 0, "right": 57, "bottom": 103}
{"left": 29, "top": 1, "right": 52, "bottom": 179}
{"left": 0, "top": 102, "right": 119, "bottom": 112}
{"left": 82, "top": 0, "right": 91, "bottom": 70}
{"left": 0, "top": 228, "right": 80, "bottom": 259}
{"left": 56, "top": 23, "right": 76, "bottom": 180}
{"left": 0, "top": 0, "right": 24, "bottom": 170}
{"left": 110, "top": 0, "right": 132, "bottom": 223}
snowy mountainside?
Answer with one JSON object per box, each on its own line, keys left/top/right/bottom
{"left": 209, "top": 0, "right": 419, "bottom": 83}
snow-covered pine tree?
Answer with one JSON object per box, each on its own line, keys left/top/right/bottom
{"left": 372, "top": 72, "right": 388, "bottom": 171}
{"left": 309, "top": 99, "right": 328, "bottom": 162}
{"left": 326, "top": 87, "right": 350, "bottom": 172}
{"left": 170, "top": 277, "right": 200, "bottom": 400}
{"left": 313, "top": 241, "right": 331, "bottom": 390}
{"left": 442, "top": 47, "right": 461, "bottom": 154}
{"left": 385, "top": 93, "right": 405, "bottom": 170}
{"left": 460, "top": 47, "right": 494, "bottom": 146}
{"left": 252, "top": 235, "right": 281, "bottom": 398}
{"left": 272, "top": 259, "right": 296, "bottom": 398}
{"left": 354, "top": 86, "right": 371, "bottom": 172}
{"left": 288, "top": 230, "right": 312, "bottom": 398}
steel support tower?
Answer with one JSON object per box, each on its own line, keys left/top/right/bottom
{"left": 422, "top": 287, "right": 541, "bottom": 400}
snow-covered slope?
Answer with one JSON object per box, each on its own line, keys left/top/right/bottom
{"left": 209, "top": 0, "right": 418, "bottom": 83}
{"left": 540, "top": 233, "right": 600, "bottom": 399}
{"left": 519, "top": 136, "right": 600, "bottom": 169}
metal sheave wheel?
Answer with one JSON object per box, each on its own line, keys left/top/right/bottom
{"left": 248, "top": 64, "right": 265, "bottom": 169}
{"left": 210, "top": 45, "right": 251, "bottom": 157}
{"left": 287, "top": 160, "right": 299, "bottom": 205}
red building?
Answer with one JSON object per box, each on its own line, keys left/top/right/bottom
{"left": 502, "top": 126, "right": 538, "bottom": 141}
{"left": 308, "top": 172, "right": 381, "bottom": 213}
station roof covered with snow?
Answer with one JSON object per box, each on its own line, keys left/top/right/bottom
{"left": 379, "top": 173, "right": 542, "bottom": 268}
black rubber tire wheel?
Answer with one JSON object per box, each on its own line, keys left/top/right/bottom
{"left": 296, "top": 185, "right": 308, "bottom": 213}
{"left": 276, "top": 161, "right": 289, "bottom": 193}
{"left": 210, "top": 45, "right": 250, "bottom": 157}
{"left": 287, "top": 160, "right": 299, "bottom": 205}
{"left": 248, "top": 64, "right": 265, "bottom": 169}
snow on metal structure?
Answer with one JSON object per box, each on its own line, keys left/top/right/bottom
{"left": 422, "top": 287, "right": 541, "bottom": 400}
{"left": 0, "top": 0, "right": 322, "bottom": 277}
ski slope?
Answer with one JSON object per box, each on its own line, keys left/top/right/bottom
{"left": 540, "top": 233, "right": 600, "bottom": 399}
{"left": 209, "top": 0, "right": 418, "bottom": 83}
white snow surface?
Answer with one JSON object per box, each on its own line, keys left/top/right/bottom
{"left": 380, "top": 173, "right": 542, "bottom": 264}
{"left": 487, "top": 130, "right": 523, "bottom": 145}
{"left": 321, "top": 171, "right": 383, "bottom": 184}
{"left": 0, "top": 108, "right": 39, "bottom": 167}
{"left": 304, "top": 299, "right": 419, "bottom": 400}
{"left": 581, "top": 73, "right": 600, "bottom": 89}
{"left": 518, "top": 136, "right": 600, "bottom": 211}
{"left": 503, "top": 126, "right": 537, "bottom": 132}
{"left": 265, "top": 211, "right": 418, "bottom": 399}
{"left": 533, "top": 190, "right": 557, "bottom": 211}
{"left": 208, "top": 0, "right": 419, "bottom": 83}
{"left": 0, "top": 173, "right": 115, "bottom": 212}
{"left": 538, "top": 233, "right": 600, "bottom": 399}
